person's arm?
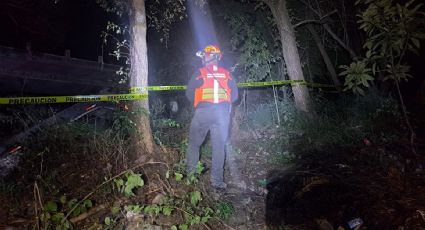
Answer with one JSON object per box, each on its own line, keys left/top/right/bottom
{"left": 185, "top": 71, "right": 203, "bottom": 105}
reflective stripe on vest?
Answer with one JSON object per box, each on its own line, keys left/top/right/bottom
{"left": 193, "top": 66, "right": 232, "bottom": 107}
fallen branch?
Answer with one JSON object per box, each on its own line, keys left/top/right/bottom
{"left": 70, "top": 204, "right": 108, "bottom": 224}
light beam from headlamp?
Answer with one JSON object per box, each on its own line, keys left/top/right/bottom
{"left": 187, "top": 1, "right": 218, "bottom": 50}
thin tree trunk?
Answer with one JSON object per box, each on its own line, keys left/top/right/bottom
{"left": 322, "top": 23, "right": 357, "bottom": 58}
{"left": 299, "top": 0, "right": 357, "bottom": 58}
{"left": 129, "top": 0, "right": 154, "bottom": 154}
{"left": 307, "top": 24, "right": 341, "bottom": 87}
{"left": 266, "top": 0, "right": 312, "bottom": 112}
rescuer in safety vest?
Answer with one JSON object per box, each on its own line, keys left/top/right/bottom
{"left": 185, "top": 45, "right": 238, "bottom": 189}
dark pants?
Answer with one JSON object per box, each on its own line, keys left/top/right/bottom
{"left": 187, "top": 105, "right": 231, "bottom": 183}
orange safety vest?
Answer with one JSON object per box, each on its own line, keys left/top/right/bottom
{"left": 194, "top": 65, "right": 232, "bottom": 108}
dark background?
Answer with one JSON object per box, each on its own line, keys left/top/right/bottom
{"left": 0, "top": 0, "right": 423, "bottom": 106}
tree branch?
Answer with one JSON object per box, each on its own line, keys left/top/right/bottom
{"left": 294, "top": 9, "right": 336, "bottom": 28}
{"left": 323, "top": 23, "right": 357, "bottom": 58}
{"left": 299, "top": 0, "right": 357, "bottom": 57}
{"left": 294, "top": 19, "right": 320, "bottom": 28}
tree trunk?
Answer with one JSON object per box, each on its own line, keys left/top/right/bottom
{"left": 307, "top": 24, "right": 341, "bottom": 87}
{"left": 266, "top": 0, "right": 312, "bottom": 112}
{"left": 129, "top": 0, "right": 154, "bottom": 154}
{"left": 322, "top": 23, "right": 357, "bottom": 58}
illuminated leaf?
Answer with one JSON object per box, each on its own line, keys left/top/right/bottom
{"left": 190, "top": 191, "right": 202, "bottom": 206}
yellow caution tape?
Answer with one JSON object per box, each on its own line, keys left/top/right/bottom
{"left": 237, "top": 80, "right": 306, "bottom": 88}
{"left": 129, "top": 85, "right": 187, "bottom": 93}
{"left": 0, "top": 80, "right": 336, "bottom": 105}
{"left": 0, "top": 93, "right": 148, "bottom": 105}
{"left": 129, "top": 80, "right": 334, "bottom": 93}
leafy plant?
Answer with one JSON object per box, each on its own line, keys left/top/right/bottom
{"left": 340, "top": 0, "right": 425, "bottom": 93}
{"left": 215, "top": 202, "right": 235, "bottom": 220}
{"left": 186, "top": 162, "right": 204, "bottom": 185}
{"left": 125, "top": 204, "right": 144, "bottom": 214}
{"left": 339, "top": 61, "right": 374, "bottom": 95}
{"left": 39, "top": 196, "right": 93, "bottom": 230}
{"left": 355, "top": 0, "right": 425, "bottom": 144}
{"left": 104, "top": 216, "right": 116, "bottom": 226}
{"left": 217, "top": 0, "right": 281, "bottom": 83}
{"left": 113, "top": 171, "right": 144, "bottom": 197}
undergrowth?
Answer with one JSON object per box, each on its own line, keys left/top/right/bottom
{"left": 240, "top": 89, "right": 402, "bottom": 159}
{"left": 0, "top": 104, "right": 230, "bottom": 229}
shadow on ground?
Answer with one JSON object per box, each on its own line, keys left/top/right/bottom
{"left": 265, "top": 145, "right": 425, "bottom": 230}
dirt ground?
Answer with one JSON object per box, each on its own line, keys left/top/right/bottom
{"left": 0, "top": 122, "right": 425, "bottom": 230}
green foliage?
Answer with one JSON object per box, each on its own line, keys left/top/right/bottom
{"left": 200, "top": 142, "right": 212, "bottom": 157}
{"left": 98, "top": 0, "right": 188, "bottom": 85}
{"left": 357, "top": 0, "right": 425, "bottom": 58}
{"left": 341, "top": 0, "right": 425, "bottom": 93}
{"left": 179, "top": 138, "right": 188, "bottom": 155}
{"left": 215, "top": 202, "right": 235, "bottom": 220}
{"left": 40, "top": 196, "right": 93, "bottom": 230}
{"left": 146, "top": 0, "right": 186, "bottom": 45}
{"left": 110, "top": 106, "right": 144, "bottom": 137}
{"left": 217, "top": 0, "right": 281, "bottom": 83}
{"left": 189, "top": 191, "right": 202, "bottom": 206}
{"left": 152, "top": 117, "right": 182, "bottom": 146}
{"left": 113, "top": 171, "right": 144, "bottom": 197}
{"left": 150, "top": 99, "right": 184, "bottom": 147}
{"left": 130, "top": 189, "right": 212, "bottom": 229}
{"left": 186, "top": 161, "right": 204, "bottom": 185}
{"left": 125, "top": 204, "right": 144, "bottom": 214}
{"left": 102, "top": 204, "right": 122, "bottom": 229}
{"left": 174, "top": 172, "right": 184, "bottom": 181}
{"left": 339, "top": 61, "right": 374, "bottom": 95}
{"left": 100, "top": 21, "right": 131, "bottom": 84}
{"left": 243, "top": 91, "right": 401, "bottom": 152}
{"left": 168, "top": 161, "right": 203, "bottom": 185}
{"left": 131, "top": 161, "right": 218, "bottom": 229}
{"left": 104, "top": 216, "right": 115, "bottom": 226}
{"left": 96, "top": 0, "right": 127, "bottom": 16}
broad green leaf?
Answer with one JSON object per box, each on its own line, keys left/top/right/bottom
{"left": 190, "top": 191, "right": 202, "bottom": 206}
{"left": 114, "top": 179, "right": 124, "bottom": 187}
{"left": 105, "top": 217, "right": 111, "bottom": 226}
{"left": 51, "top": 213, "right": 65, "bottom": 223}
{"left": 83, "top": 199, "right": 93, "bottom": 208}
{"left": 67, "top": 199, "right": 78, "bottom": 209}
{"left": 174, "top": 173, "right": 183, "bottom": 181}
{"left": 162, "top": 206, "right": 173, "bottom": 216}
{"left": 45, "top": 201, "right": 58, "bottom": 213}
{"left": 179, "top": 224, "right": 189, "bottom": 230}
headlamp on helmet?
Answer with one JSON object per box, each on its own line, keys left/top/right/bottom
{"left": 196, "top": 45, "right": 222, "bottom": 61}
